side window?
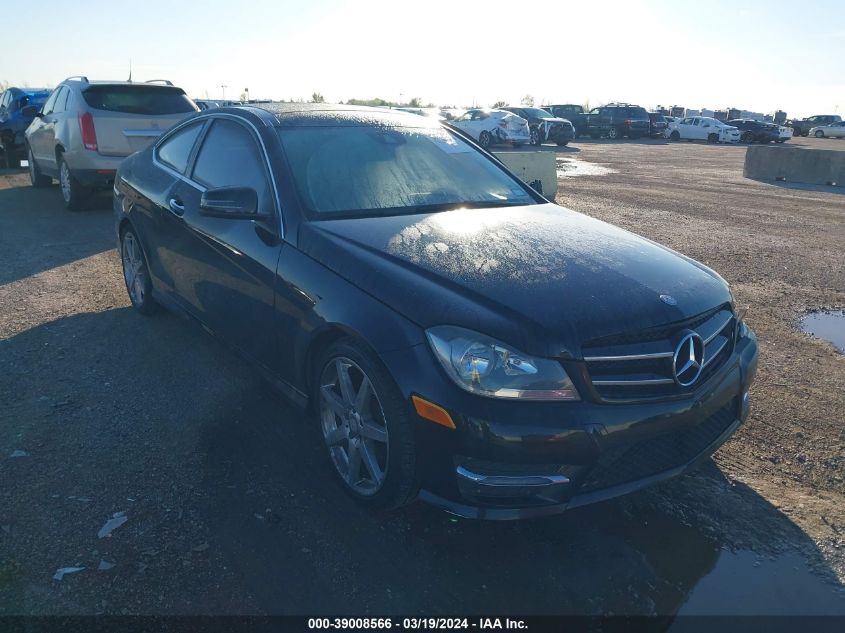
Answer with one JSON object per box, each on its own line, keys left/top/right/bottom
{"left": 41, "top": 88, "right": 61, "bottom": 115}
{"left": 156, "top": 122, "right": 204, "bottom": 174}
{"left": 191, "top": 119, "right": 272, "bottom": 211}
{"left": 589, "top": 107, "right": 601, "bottom": 115}
{"left": 0, "top": 92, "right": 9, "bottom": 109}
{"left": 52, "top": 87, "right": 70, "bottom": 113}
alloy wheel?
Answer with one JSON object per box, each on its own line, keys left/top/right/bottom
{"left": 319, "top": 357, "right": 389, "bottom": 496}
{"left": 59, "top": 161, "right": 72, "bottom": 203}
{"left": 121, "top": 232, "right": 147, "bottom": 306}
{"left": 608, "top": 127, "right": 618, "bottom": 139}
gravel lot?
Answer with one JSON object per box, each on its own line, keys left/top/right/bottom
{"left": 1, "top": 136, "right": 844, "bottom": 616}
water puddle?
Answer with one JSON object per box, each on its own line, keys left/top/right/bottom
{"left": 677, "top": 549, "right": 845, "bottom": 616}
{"left": 801, "top": 310, "right": 845, "bottom": 353}
{"left": 556, "top": 156, "right": 617, "bottom": 178}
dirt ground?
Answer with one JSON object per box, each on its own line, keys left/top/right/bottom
{"left": 1, "top": 136, "right": 843, "bottom": 617}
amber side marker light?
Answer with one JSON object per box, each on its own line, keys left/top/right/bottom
{"left": 412, "top": 395, "right": 456, "bottom": 430}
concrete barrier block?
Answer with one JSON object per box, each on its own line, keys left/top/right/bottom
{"left": 494, "top": 151, "right": 558, "bottom": 199}
{"left": 744, "top": 145, "right": 844, "bottom": 186}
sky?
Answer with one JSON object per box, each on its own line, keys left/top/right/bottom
{"left": 2, "top": 0, "right": 843, "bottom": 118}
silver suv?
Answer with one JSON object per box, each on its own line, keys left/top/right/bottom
{"left": 24, "top": 76, "right": 198, "bottom": 210}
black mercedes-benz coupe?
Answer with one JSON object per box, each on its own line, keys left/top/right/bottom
{"left": 113, "top": 104, "right": 758, "bottom": 519}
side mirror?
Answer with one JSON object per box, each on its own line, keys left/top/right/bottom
{"left": 22, "top": 105, "right": 41, "bottom": 118}
{"left": 199, "top": 186, "right": 267, "bottom": 220}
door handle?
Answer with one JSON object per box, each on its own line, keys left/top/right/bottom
{"left": 168, "top": 198, "right": 185, "bottom": 216}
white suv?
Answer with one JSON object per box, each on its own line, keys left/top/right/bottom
{"left": 24, "top": 76, "right": 198, "bottom": 210}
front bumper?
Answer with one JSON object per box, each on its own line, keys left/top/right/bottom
{"left": 380, "top": 325, "right": 758, "bottom": 519}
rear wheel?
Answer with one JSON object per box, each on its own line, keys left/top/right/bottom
{"left": 314, "top": 339, "right": 417, "bottom": 510}
{"left": 58, "top": 155, "right": 89, "bottom": 211}
{"left": 479, "top": 130, "right": 492, "bottom": 150}
{"left": 815, "top": 130, "right": 825, "bottom": 138}
{"left": 27, "top": 146, "right": 51, "bottom": 187}
{"left": 120, "top": 227, "right": 159, "bottom": 315}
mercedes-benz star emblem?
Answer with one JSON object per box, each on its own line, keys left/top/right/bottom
{"left": 673, "top": 332, "right": 705, "bottom": 387}
{"left": 660, "top": 294, "right": 677, "bottom": 306}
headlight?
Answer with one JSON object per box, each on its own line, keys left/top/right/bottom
{"left": 426, "top": 325, "right": 580, "bottom": 401}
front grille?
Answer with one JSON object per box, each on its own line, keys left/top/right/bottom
{"left": 582, "top": 308, "right": 735, "bottom": 402}
{"left": 578, "top": 402, "right": 736, "bottom": 494}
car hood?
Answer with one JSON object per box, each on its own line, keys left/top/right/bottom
{"left": 298, "top": 204, "right": 731, "bottom": 357}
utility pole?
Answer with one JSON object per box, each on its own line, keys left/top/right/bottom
{"left": 221, "top": 85, "right": 227, "bottom": 100}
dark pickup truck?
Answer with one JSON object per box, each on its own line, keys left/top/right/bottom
{"left": 789, "top": 114, "right": 842, "bottom": 137}
{"left": 543, "top": 104, "right": 589, "bottom": 138}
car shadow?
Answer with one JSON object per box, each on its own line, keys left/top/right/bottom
{"left": 0, "top": 182, "right": 114, "bottom": 285}
{"left": 2, "top": 309, "right": 843, "bottom": 616}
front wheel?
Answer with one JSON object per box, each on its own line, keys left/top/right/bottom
{"left": 607, "top": 127, "right": 620, "bottom": 140}
{"left": 28, "top": 146, "right": 51, "bottom": 187}
{"left": 120, "top": 227, "right": 159, "bottom": 315}
{"left": 741, "top": 131, "right": 754, "bottom": 143}
{"left": 314, "top": 339, "right": 417, "bottom": 510}
{"left": 530, "top": 128, "right": 541, "bottom": 146}
{"left": 815, "top": 130, "right": 825, "bottom": 138}
{"left": 670, "top": 130, "right": 680, "bottom": 141}
{"left": 479, "top": 130, "right": 492, "bottom": 150}
{"left": 58, "top": 155, "right": 90, "bottom": 211}
{"left": 707, "top": 133, "right": 719, "bottom": 143}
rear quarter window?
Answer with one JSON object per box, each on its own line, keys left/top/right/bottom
{"left": 82, "top": 86, "right": 197, "bottom": 115}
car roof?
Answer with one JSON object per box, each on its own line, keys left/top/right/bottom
{"left": 212, "top": 103, "right": 446, "bottom": 128}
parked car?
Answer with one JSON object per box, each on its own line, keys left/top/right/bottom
{"left": 0, "top": 87, "right": 51, "bottom": 167}
{"left": 501, "top": 106, "right": 575, "bottom": 146}
{"left": 777, "top": 125, "right": 793, "bottom": 143}
{"left": 789, "top": 114, "right": 842, "bottom": 137}
{"left": 668, "top": 117, "right": 741, "bottom": 143}
{"left": 727, "top": 119, "right": 781, "bottom": 144}
{"left": 584, "top": 103, "right": 651, "bottom": 140}
{"left": 113, "top": 104, "right": 758, "bottom": 519}
{"left": 809, "top": 121, "right": 845, "bottom": 138}
{"left": 449, "top": 109, "right": 530, "bottom": 149}
{"left": 543, "top": 104, "right": 589, "bottom": 138}
{"left": 25, "top": 77, "right": 198, "bottom": 209}
{"left": 647, "top": 112, "right": 668, "bottom": 138}
{"left": 195, "top": 99, "right": 221, "bottom": 110}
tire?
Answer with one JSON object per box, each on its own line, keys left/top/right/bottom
{"left": 670, "top": 130, "right": 680, "bottom": 141}
{"left": 479, "top": 130, "right": 492, "bottom": 150}
{"left": 530, "top": 128, "right": 541, "bottom": 146}
{"left": 313, "top": 338, "right": 417, "bottom": 511}
{"left": 27, "top": 146, "right": 51, "bottom": 187}
{"left": 607, "top": 126, "right": 620, "bottom": 140}
{"left": 556, "top": 141, "right": 569, "bottom": 146}
{"left": 741, "top": 131, "right": 754, "bottom": 144}
{"left": 120, "top": 227, "right": 160, "bottom": 315}
{"left": 58, "top": 154, "right": 89, "bottom": 211}
{"left": 570, "top": 126, "right": 578, "bottom": 138}
{"left": 815, "top": 130, "right": 824, "bottom": 138}
{"left": 707, "top": 133, "right": 719, "bottom": 144}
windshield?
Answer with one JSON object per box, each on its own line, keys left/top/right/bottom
{"left": 82, "top": 85, "right": 197, "bottom": 115}
{"left": 520, "top": 108, "right": 554, "bottom": 119}
{"left": 278, "top": 126, "right": 536, "bottom": 218}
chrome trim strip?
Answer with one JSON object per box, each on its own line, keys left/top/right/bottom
{"left": 456, "top": 466, "right": 569, "bottom": 487}
{"left": 592, "top": 378, "right": 675, "bottom": 386}
{"left": 584, "top": 351, "right": 673, "bottom": 362}
{"left": 703, "top": 313, "right": 733, "bottom": 344}
{"left": 123, "top": 129, "right": 163, "bottom": 138}
{"left": 702, "top": 338, "right": 728, "bottom": 369}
